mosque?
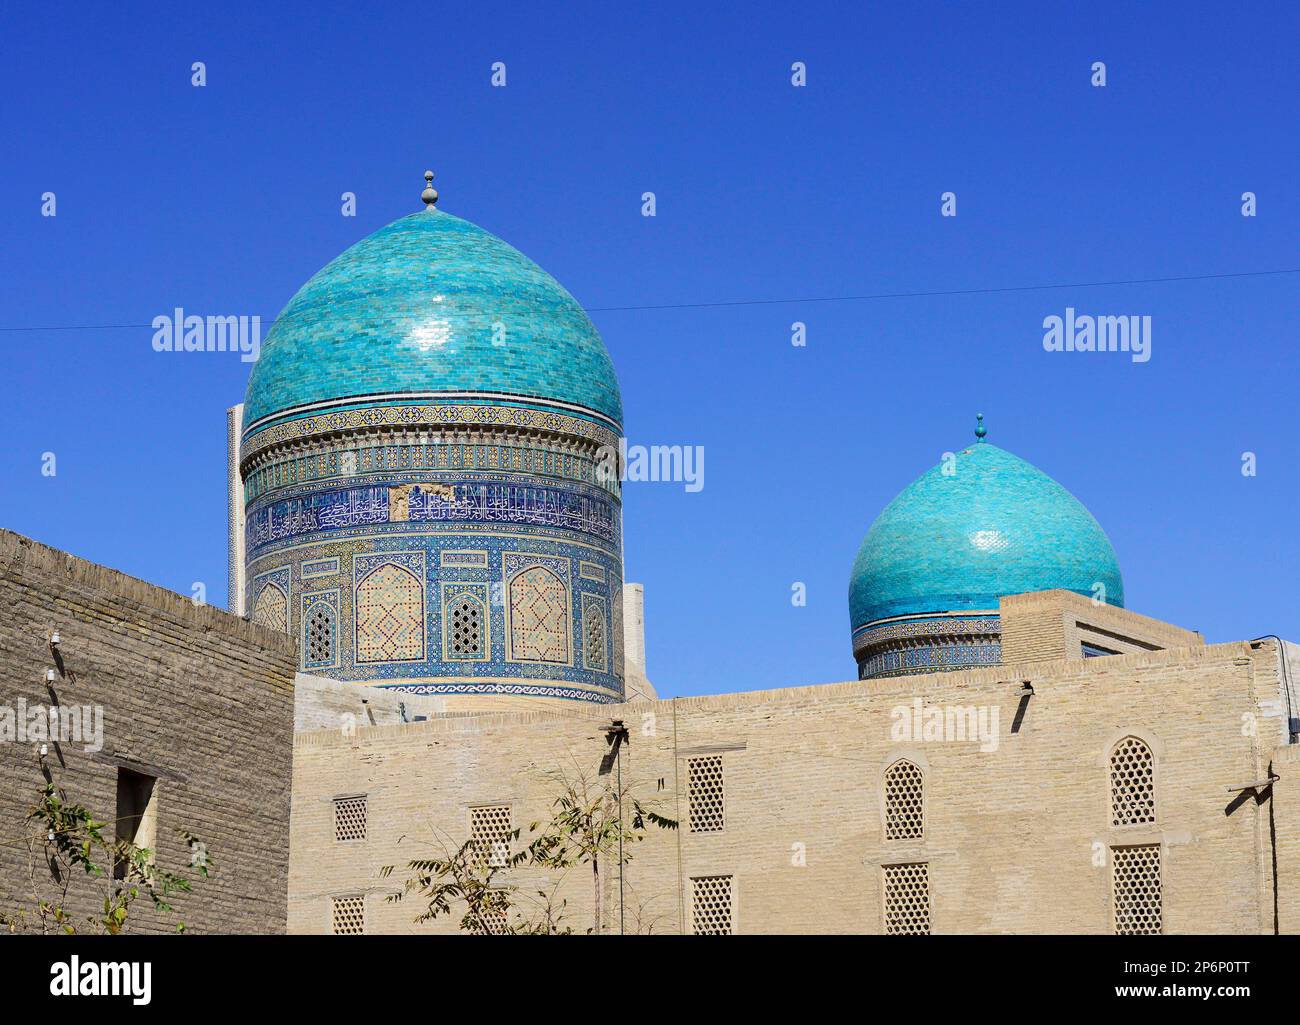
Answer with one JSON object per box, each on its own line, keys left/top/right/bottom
{"left": 218, "top": 175, "right": 1300, "bottom": 935}
{"left": 230, "top": 174, "right": 1133, "bottom": 702}
{"left": 230, "top": 172, "right": 634, "bottom": 708}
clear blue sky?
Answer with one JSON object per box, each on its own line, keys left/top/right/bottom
{"left": 2, "top": 1, "right": 1296, "bottom": 697}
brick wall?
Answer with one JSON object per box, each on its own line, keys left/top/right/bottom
{"left": 294, "top": 673, "right": 448, "bottom": 732}
{"left": 0, "top": 530, "right": 297, "bottom": 934}
{"left": 289, "top": 632, "right": 1292, "bottom": 935}
{"left": 1001, "top": 589, "right": 1204, "bottom": 665}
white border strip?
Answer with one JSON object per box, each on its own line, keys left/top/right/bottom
{"left": 244, "top": 390, "right": 622, "bottom": 436}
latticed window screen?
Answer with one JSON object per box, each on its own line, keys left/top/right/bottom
{"left": 584, "top": 603, "right": 607, "bottom": 670}
{"left": 467, "top": 898, "right": 510, "bottom": 936}
{"left": 1110, "top": 736, "right": 1155, "bottom": 826}
{"left": 883, "top": 862, "right": 931, "bottom": 935}
{"left": 470, "top": 805, "right": 512, "bottom": 868}
{"left": 331, "top": 895, "right": 364, "bottom": 935}
{"left": 691, "top": 875, "right": 733, "bottom": 934}
{"left": 448, "top": 596, "right": 485, "bottom": 658}
{"left": 883, "top": 759, "right": 925, "bottom": 840}
{"left": 687, "top": 756, "right": 725, "bottom": 833}
{"left": 333, "top": 795, "right": 367, "bottom": 841}
{"left": 1113, "top": 844, "right": 1162, "bottom": 934}
{"left": 306, "top": 604, "right": 334, "bottom": 664}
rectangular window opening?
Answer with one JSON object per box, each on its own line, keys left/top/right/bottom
{"left": 113, "top": 768, "right": 158, "bottom": 880}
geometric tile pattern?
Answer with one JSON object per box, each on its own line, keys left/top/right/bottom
{"left": 1112, "top": 844, "right": 1161, "bottom": 935}
{"left": 883, "top": 759, "right": 925, "bottom": 841}
{"left": 1110, "top": 737, "right": 1156, "bottom": 827}
{"left": 302, "top": 557, "right": 340, "bottom": 579}
{"left": 240, "top": 400, "right": 620, "bottom": 467}
{"left": 690, "top": 875, "right": 733, "bottom": 935}
{"left": 855, "top": 616, "right": 1002, "bottom": 680}
{"left": 384, "top": 681, "right": 616, "bottom": 703}
{"left": 442, "top": 550, "right": 489, "bottom": 568}
{"left": 687, "top": 756, "right": 725, "bottom": 833}
{"left": 883, "top": 862, "right": 931, "bottom": 935}
{"left": 237, "top": 208, "right": 629, "bottom": 707}
{"left": 582, "top": 594, "right": 607, "bottom": 671}
{"left": 244, "top": 436, "right": 616, "bottom": 506}
{"left": 508, "top": 566, "right": 569, "bottom": 664}
{"left": 251, "top": 581, "right": 288, "bottom": 632}
{"left": 355, "top": 558, "right": 425, "bottom": 663}
{"left": 611, "top": 569, "right": 625, "bottom": 682}
{"left": 247, "top": 528, "right": 625, "bottom": 701}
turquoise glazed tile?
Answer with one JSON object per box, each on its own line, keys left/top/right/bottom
{"left": 243, "top": 210, "right": 622, "bottom": 436}
{"left": 849, "top": 439, "right": 1124, "bottom": 631}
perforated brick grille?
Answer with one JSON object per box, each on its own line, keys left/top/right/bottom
{"left": 331, "top": 895, "right": 364, "bottom": 935}
{"left": 333, "top": 795, "right": 367, "bottom": 841}
{"left": 470, "top": 805, "right": 512, "bottom": 868}
{"left": 467, "top": 899, "right": 509, "bottom": 936}
{"left": 1110, "top": 737, "right": 1155, "bottom": 826}
{"left": 883, "top": 862, "right": 931, "bottom": 935}
{"left": 1113, "top": 844, "right": 1162, "bottom": 934}
{"left": 883, "top": 759, "right": 925, "bottom": 840}
{"left": 449, "top": 597, "right": 485, "bottom": 658}
{"left": 687, "top": 755, "right": 725, "bottom": 833}
{"left": 691, "top": 875, "right": 733, "bottom": 934}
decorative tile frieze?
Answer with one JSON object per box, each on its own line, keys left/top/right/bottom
{"left": 246, "top": 477, "right": 617, "bottom": 557}
{"left": 241, "top": 401, "right": 621, "bottom": 464}
{"left": 855, "top": 615, "right": 1002, "bottom": 680}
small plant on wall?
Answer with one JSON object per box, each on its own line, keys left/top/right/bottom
{"left": 0, "top": 751, "right": 211, "bottom": 934}
{"left": 382, "top": 758, "right": 677, "bottom": 935}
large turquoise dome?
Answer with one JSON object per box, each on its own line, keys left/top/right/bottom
{"left": 242, "top": 209, "right": 622, "bottom": 437}
{"left": 849, "top": 431, "right": 1124, "bottom": 631}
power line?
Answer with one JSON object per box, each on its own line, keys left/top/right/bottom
{"left": 0, "top": 266, "right": 1295, "bottom": 334}
{"left": 587, "top": 267, "right": 1300, "bottom": 312}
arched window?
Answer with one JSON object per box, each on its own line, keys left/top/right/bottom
{"left": 583, "top": 597, "right": 607, "bottom": 671}
{"left": 251, "top": 582, "right": 288, "bottom": 633}
{"left": 447, "top": 595, "right": 486, "bottom": 660}
{"left": 508, "top": 566, "right": 569, "bottom": 663}
{"left": 304, "top": 602, "right": 335, "bottom": 667}
{"left": 883, "top": 759, "right": 925, "bottom": 841}
{"left": 355, "top": 563, "right": 424, "bottom": 663}
{"left": 1110, "top": 736, "right": 1155, "bottom": 826}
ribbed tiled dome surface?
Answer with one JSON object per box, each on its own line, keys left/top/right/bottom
{"left": 850, "top": 441, "right": 1124, "bottom": 628}
{"left": 243, "top": 210, "right": 622, "bottom": 435}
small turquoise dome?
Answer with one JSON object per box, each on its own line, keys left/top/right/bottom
{"left": 850, "top": 432, "right": 1124, "bottom": 629}
{"left": 243, "top": 209, "right": 622, "bottom": 436}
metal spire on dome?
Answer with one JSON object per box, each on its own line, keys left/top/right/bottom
{"left": 421, "top": 170, "right": 438, "bottom": 209}
{"left": 974, "top": 413, "right": 987, "bottom": 442}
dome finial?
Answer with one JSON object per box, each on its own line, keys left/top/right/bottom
{"left": 974, "top": 413, "right": 987, "bottom": 442}
{"left": 421, "top": 170, "right": 438, "bottom": 210}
